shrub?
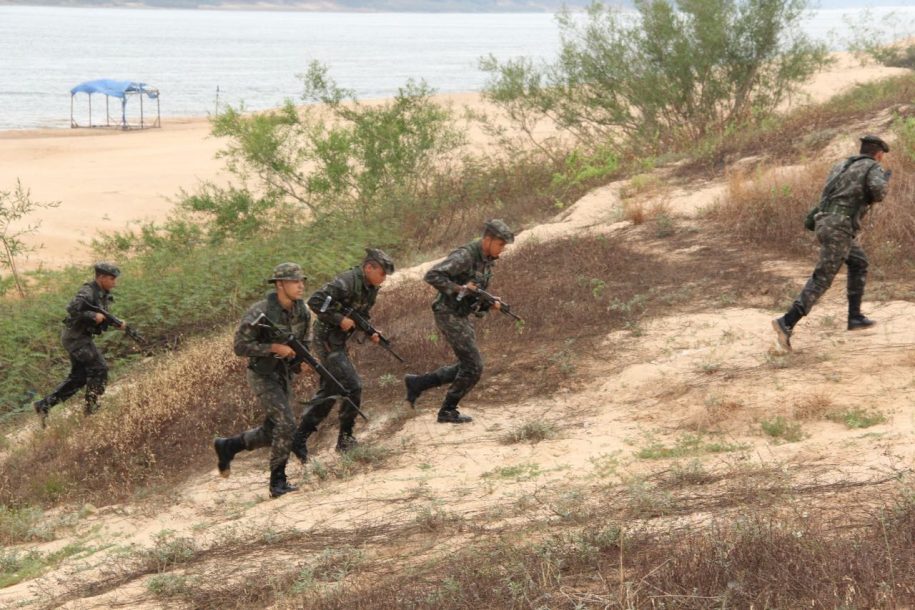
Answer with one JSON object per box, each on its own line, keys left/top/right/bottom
{"left": 481, "top": 0, "right": 828, "bottom": 152}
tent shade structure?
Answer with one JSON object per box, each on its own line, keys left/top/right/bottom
{"left": 70, "top": 79, "right": 161, "bottom": 130}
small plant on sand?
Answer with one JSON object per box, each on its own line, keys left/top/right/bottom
{"left": 0, "top": 180, "right": 60, "bottom": 297}
{"left": 761, "top": 416, "right": 805, "bottom": 442}
{"left": 637, "top": 434, "right": 746, "bottom": 460}
{"left": 827, "top": 408, "right": 887, "bottom": 429}
{"left": 141, "top": 530, "right": 199, "bottom": 573}
{"left": 501, "top": 420, "right": 557, "bottom": 445}
{"left": 147, "top": 573, "right": 194, "bottom": 598}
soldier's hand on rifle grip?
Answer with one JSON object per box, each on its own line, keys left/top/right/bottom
{"left": 117, "top": 321, "right": 127, "bottom": 330}
{"left": 340, "top": 317, "right": 356, "bottom": 332}
{"left": 94, "top": 313, "right": 106, "bottom": 324}
{"left": 370, "top": 333, "right": 381, "bottom": 345}
{"left": 270, "top": 344, "right": 296, "bottom": 359}
{"left": 464, "top": 282, "right": 478, "bottom": 292}
{"left": 492, "top": 300, "right": 502, "bottom": 311}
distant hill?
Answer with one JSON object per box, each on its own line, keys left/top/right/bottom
{"left": 1, "top": 0, "right": 598, "bottom": 9}
{"left": 0, "top": 0, "right": 902, "bottom": 10}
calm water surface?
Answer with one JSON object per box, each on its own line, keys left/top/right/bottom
{"left": 0, "top": 6, "right": 912, "bottom": 130}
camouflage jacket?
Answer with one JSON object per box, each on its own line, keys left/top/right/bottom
{"left": 62, "top": 281, "right": 112, "bottom": 339}
{"left": 234, "top": 291, "right": 310, "bottom": 377}
{"left": 425, "top": 238, "right": 495, "bottom": 317}
{"left": 819, "top": 155, "right": 890, "bottom": 233}
{"left": 308, "top": 266, "right": 378, "bottom": 350}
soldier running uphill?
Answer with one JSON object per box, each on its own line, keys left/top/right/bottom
{"left": 291, "top": 248, "right": 395, "bottom": 463}
{"left": 404, "top": 219, "right": 515, "bottom": 424}
{"left": 33, "top": 262, "right": 127, "bottom": 426}
{"left": 773, "top": 135, "right": 892, "bottom": 351}
{"left": 213, "top": 263, "right": 310, "bottom": 498}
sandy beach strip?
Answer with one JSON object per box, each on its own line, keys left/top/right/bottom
{"left": 0, "top": 55, "right": 907, "bottom": 272}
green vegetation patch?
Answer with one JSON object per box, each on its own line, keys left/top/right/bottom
{"left": 761, "top": 416, "right": 806, "bottom": 443}
{"left": 827, "top": 408, "right": 887, "bottom": 430}
{"left": 636, "top": 434, "right": 747, "bottom": 460}
{"left": 500, "top": 421, "right": 557, "bottom": 445}
{"left": 0, "top": 543, "right": 87, "bottom": 588}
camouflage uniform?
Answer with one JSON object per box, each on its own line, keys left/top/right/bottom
{"left": 774, "top": 140, "right": 890, "bottom": 349}
{"left": 37, "top": 263, "right": 120, "bottom": 418}
{"left": 295, "top": 263, "right": 380, "bottom": 452}
{"left": 406, "top": 219, "right": 515, "bottom": 422}
{"left": 232, "top": 292, "right": 311, "bottom": 470}
{"left": 214, "top": 262, "right": 308, "bottom": 497}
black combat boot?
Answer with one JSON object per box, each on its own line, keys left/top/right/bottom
{"left": 336, "top": 431, "right": 358, "bottom": 453}
{"left": 404, "top": 373, "right": 440, "bottom": 407}
{"left": 847, "top": 294, "right": 876, "bottom": 330}
{"left": 269, "top": 461, "right": 298, "bottom": 498}
{"left": 290, "top": 426, "right": 314, "bottom": 465}
{"left": 772, "top": 304, "right": 803, "bottom": 352}
{"left": 437, "top": 396, "right": 472, "bottom": 424}
{"left": 213, "top": 434, "right": 245, "bottom": 478}
{"left": 33, "top": 399, "right": 49, "bottom": 429}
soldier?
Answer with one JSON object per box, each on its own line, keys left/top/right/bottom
{"left": 773, "top": 135, "right": 892, "bottom": 351}
{"left": 403, "top": 219, "right": 514, "bottom": 423}
{"left": 291, "top": 248, "right": 394, "bottom": 462}
{"left": 33, "top": 262, "right": 127, "bottom": 425}
{"left": 213, "top": 263, "right": 309, "bottom": 498}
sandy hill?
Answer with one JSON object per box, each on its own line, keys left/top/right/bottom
{"left": 2, "top": 105, "right": 915, "bottom": 606}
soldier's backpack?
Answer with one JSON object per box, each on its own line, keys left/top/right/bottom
{"left": 804, "top": 155, "right": 871, "bottom": 231}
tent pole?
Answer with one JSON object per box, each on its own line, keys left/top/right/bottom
{"left": 140, "top": 93, "right": 144, "bottom": 129}
{"left": 88, "top": 94, "right": 92, "bottom": 128}
{"left": 106, "top": 96, "right": 110, "bottom": 127}
{"left": 70, "top": 94, "right": 74, "bottom": 128}
{"left": 122, "top": 98, "right": 126, "bottom": 130}
{"left": 156, "top": 94, "right": 160, "bottom": 128}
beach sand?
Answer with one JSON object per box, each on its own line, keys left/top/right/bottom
{"left": 0, "top": 55, "right": 907, "bottom": 272}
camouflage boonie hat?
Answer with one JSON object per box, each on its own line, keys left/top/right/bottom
{"left": 860, "top": 134, "right": 889, "bottom": 153}
{"left": 268, "top": 262, "right": 306, "bottom": 283}
{"left": 483, "top": 219, "right": 515, "bottom": 244}
{"left": 363, "top": 248, "right": 395, "bottom": 274}
{"left": 93, "top": 261, "right": 121, "bottom": 277}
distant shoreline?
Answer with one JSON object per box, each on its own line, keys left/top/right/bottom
{"left": 0, "top": 2, "right": 908, "bottom": 10}
{"left": 0, "top": 2, "right": 584, "bottom": 11}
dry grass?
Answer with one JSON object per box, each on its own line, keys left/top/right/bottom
{"left": 0, "top": 227, "right": 789, "bottom": 506}
{"left": 679, "top": 73, "right": 915, "bottom": 173}
{"left": 792, "top": 392, "right": 835, "bottom": 421}
{"left": 707, "top": 147, "right": 915, "bottom": 277}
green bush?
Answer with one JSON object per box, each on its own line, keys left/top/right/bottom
{"left": 481, "top": 0, "right": 828, "bottom": 152}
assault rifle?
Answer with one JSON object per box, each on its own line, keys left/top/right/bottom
{"left": 82, "top": 302, "right": 146, "bottom": 344}
{"left": 252, "top": 313, "right": 368, "bottom": 421}
{"left": 457, "top": 287, "right": 523, "bottom": 322}
{"left": 318, "top": 296, "right": 406, "bottom": 363}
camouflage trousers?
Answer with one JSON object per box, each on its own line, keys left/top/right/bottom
{"left": 45, "top": 333, "right": 108, "bottom": 414}
{"left": 242, "top": 370, "right": 296, "bottom": 470}
{"left": 793, "top": 213, "right": 868, "bottom": 316}
{"left": 299, "top": 340, "right": 362, "bottom": 436}
{"left": 431, "top": 309, "right": 483, "bottom": 405}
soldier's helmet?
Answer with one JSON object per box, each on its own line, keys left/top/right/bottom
{"left": 860, "top": 134, "right": 890, "bottom": 153}
{"left": 93, "top": 261, "right": 121, "bottom": 278}
{"left": 363, "top": 248, "right": 395, "bottom": 274}
{"left": 483, "top": 219, "right": 515, "bottom": 244}
{"left": 268, "top": 262, "right": 306, "bottom": 283}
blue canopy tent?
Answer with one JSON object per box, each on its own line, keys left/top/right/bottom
{"left": 70, "top": 79, "right": 160, "bottom": 130}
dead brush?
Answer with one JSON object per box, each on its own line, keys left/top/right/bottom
{"left": 706, "top": 162, "right": 828, "bottom": 256}
{"left": 791, "top": 392, "right": 834, "bottom": 421}
{"left": 0, "top": 229, "right": 789, "bottom": 506}
{"left": 709, "top": 142, "right": 915, "bottom": 276}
